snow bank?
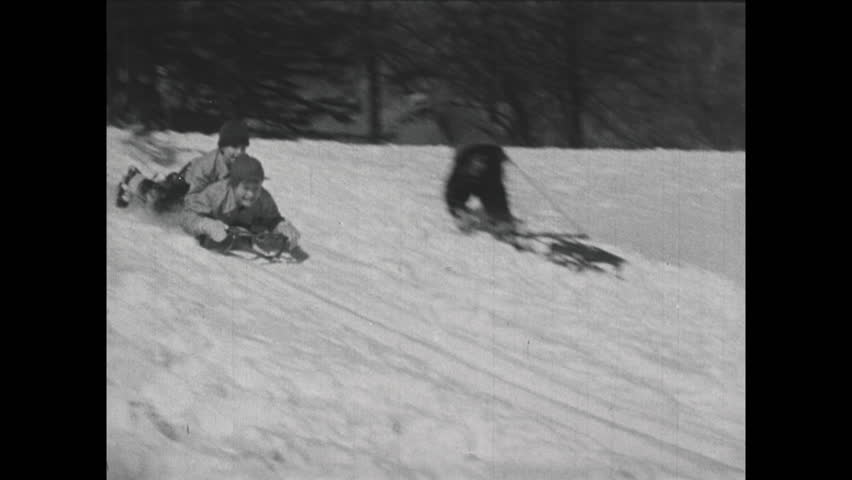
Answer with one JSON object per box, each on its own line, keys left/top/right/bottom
{"left": 107, "top": 127, "right": 744, "bottom": 480}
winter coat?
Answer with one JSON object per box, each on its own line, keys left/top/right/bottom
{"left": 182, "top": 149, "right": 231, "bottom": 196}
{"left": 444, "top": 144, "right": 513, "bottom": 223}
{"left": 181, "top": 179, "right": 285, "bottom": 238}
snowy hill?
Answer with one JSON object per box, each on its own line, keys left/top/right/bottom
{"left": 106, "top": 127, "right": 745, "bottom": 480}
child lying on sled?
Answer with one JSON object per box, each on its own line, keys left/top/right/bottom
{"left": 180, "top": 153, "right": 301, "bottom": 253}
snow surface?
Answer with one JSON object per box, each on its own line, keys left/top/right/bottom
{"left": 106, "top": 127, "right": 745, "bottom": 480}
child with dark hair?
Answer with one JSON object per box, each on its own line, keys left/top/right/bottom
{"left": 181, "top": 153, "right": 301, "bottom": 248}
{"left": 408, "top": 83, "right": 519, "bottom": 235}
{"left": 445, "top": 143, "right": 518, "bottom": 235}
{"left": 116, "top": 119, "right": 251, "bottom": 212}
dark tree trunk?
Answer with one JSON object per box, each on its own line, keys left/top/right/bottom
{"left": 363, "top": 1, "right": 382, "bottom": 143}
{"left": 503, "top": 76, "right": 533, "bottom": 146}
{"left": 563, "top": 16, "right": 585, "bottom": 148}
{"left": 560, "top": 80, "right": 586, "bottom": 149}
{"left": 366, "top": 55, "right": 382, "bottom": 143}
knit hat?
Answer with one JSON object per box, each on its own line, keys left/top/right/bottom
{"left": 228, "top": 153, "right": 265, "bottom": 185}
{"left": 218, "top": 119, "right": 250, "bottom": 149}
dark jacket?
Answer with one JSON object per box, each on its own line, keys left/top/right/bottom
{"left": 444, "top": 144, "right": 513, "bottom": 223}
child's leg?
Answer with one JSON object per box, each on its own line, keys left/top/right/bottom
{"left": 116, "top": 166, "right": 158, "bottom": 207}
{"left": 116, "top": 166, "right": 140, "bottom": 207}
{"left": 150, "top": 174, "right": 190, "bottom": 212}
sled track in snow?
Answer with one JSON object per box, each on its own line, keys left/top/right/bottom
{"left": 233, "top": 241, "right": 744, "bottom": 479}
{"left": 107, "top": 130, "right": 744, "bottom": 478}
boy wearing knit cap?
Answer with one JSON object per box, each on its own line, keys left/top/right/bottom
{"left": 181, "top": 118, "right": 250, "bottom": 195}
{"left": 181, "top": 153, "right": 301, "bottom": 247}
{"left": 116, "top": 119, "right": 251, "bottom": 211}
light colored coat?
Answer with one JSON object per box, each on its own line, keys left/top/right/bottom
{"left": 181, "top": 179, "right": 285, "bottom": 238}
{"left": 183, "top": 149, "right": 231, "bottom": 195}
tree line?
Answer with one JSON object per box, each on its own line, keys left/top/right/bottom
{"left": 106, "top": 1, "right": 744, "bottom": 150}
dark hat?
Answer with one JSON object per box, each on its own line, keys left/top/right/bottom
{"left": 218, "top": 119, "right": 250, "bottom": 148}
{"left": 228, "top": 153, "right": 265, "bottom": 185}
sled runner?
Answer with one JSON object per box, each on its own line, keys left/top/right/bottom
{"left": 199, "top": 226, "right": 309, "bottom": 264}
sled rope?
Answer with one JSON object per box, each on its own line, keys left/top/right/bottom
{"left": 508, "top": 159, "right": 588, "bottom": 237}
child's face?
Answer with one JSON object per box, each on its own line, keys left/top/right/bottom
{"left": 222, "top": 144, "right": 247, "bottom": 163}
{"left": 234, "top": 180, "right": 261, "bottom": 207}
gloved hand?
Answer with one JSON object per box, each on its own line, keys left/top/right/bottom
{"left": 490, "top": 219, "right": 516, "bottom": 235}
{"left": 275, "top": 220, "right": 301, "bottom": 247}
{"left": 484, "top": 217, "right": 518, "bottom": 239}
{"left": 202, "top": 219, "right": 229, "bottom": 242}
{"left": 453, "top": 210, "right": 481, "bottom": 233}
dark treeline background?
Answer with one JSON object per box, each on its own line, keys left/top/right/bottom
{"left": 106, "top": 1, "right": 744, "bottom": 150}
